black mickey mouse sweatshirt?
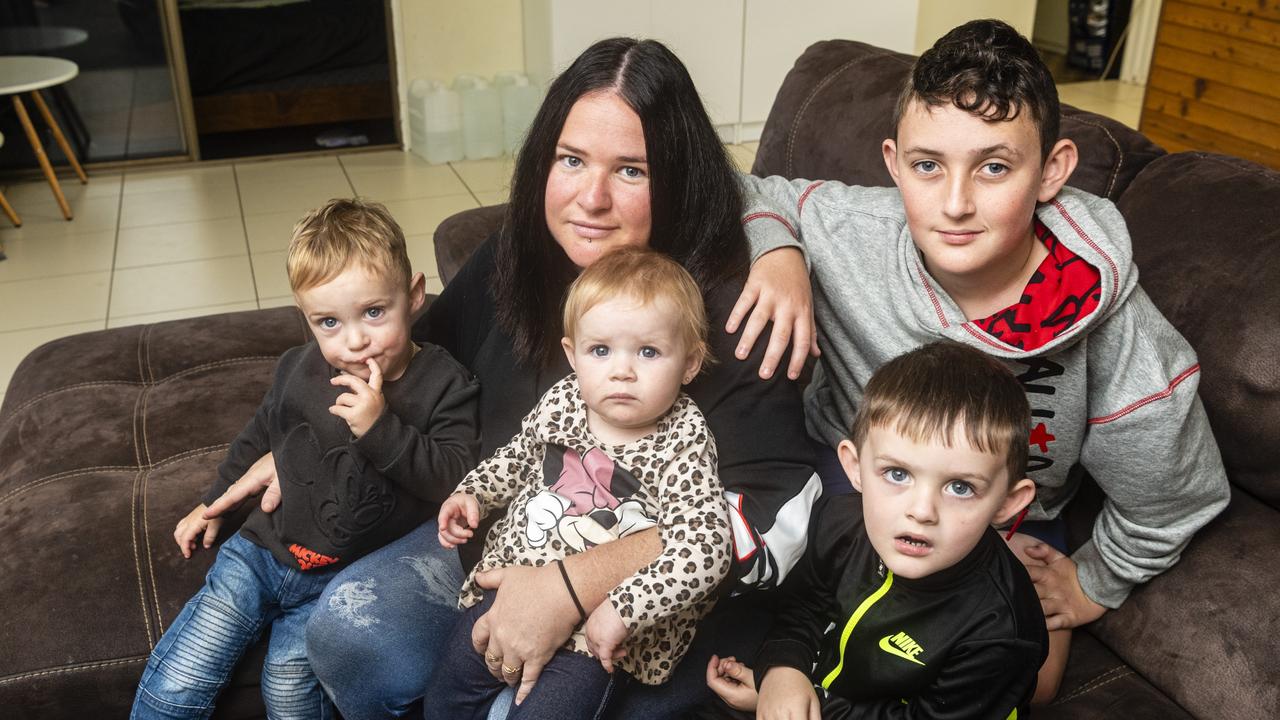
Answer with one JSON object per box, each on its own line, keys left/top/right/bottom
{"left": 203, "top": 341, "right": 479, "bottom": 571}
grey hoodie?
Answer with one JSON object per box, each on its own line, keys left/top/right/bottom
{"left": 740, "top": 176, "right": 1229, "bottom": 609}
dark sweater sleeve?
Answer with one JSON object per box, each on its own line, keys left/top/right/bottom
{"left": 353, "top": 348, "right": 480, "bottom": 504}
{"left": 817, "top": 638, "right": 1042, "bottom": 720}
{"left": 693, "top": 281, "right": 819, "bottom": 591}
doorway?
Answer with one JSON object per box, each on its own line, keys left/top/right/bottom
{"left": 176, "top": 0, "right": 398, "bottom": 160}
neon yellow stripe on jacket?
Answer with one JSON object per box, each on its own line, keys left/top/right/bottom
{"left": 820, "top": 571, "right": 894, "bottom": 689}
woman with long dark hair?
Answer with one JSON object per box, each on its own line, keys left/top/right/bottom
{"left": 212, "top": 38, "right": 818, "bottom": 718}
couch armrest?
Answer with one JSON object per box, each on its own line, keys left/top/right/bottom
{"left": 0, "top": 306, "right": 309, "bottom": 719}
{"left": 1086, "top": 488, "right": 1280, "bottom": 718}
{"left": 433, "top": 204, "right": 506, "bottom": 285}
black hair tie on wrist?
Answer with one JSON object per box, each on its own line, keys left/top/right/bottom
{"left": 555, "top": 559, "right": 589, "bottom": 623}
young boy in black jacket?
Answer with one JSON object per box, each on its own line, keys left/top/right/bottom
{"left": 706, "top": 342, "right": 1047, "bottom": 719}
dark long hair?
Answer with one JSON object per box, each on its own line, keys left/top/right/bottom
{"left": 494, "top": 37, "right": 749, "bottom": 367}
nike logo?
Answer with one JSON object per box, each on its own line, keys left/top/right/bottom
{"left": 879, "top": 632, "right": 926, "bottom": 666}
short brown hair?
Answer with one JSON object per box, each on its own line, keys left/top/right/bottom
{"left": 850, "top": 342, "right": 1030, "bottom": 484}
{"left": 562, "top": 247, "right": 711, "bottom": 368}
{"left": 287, "top": 198, "right": 411, "bottom": 293}
{"left": 892, "top": 19, "right": 1060, "bottom": 160}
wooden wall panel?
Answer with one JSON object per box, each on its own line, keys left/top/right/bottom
{"left": 1142, "top": 113, "right": 1280, "bottom": 167}
{"left": 1147, "top": 88, "right": 1280, "bottom": 151}
{"left": 1166, "top": 1, "right": 1280, "bottom": 45}
{"left": 1140, "top": 0, "right": 1280, "bottom": 170}
{"left": 1146, "top": 66, "right": 1280, "bottom": 125}
{"left": 1158, "top": 23, "right": 1279, "bottom": 72}
{"left": 1150, "top": 45, "right": 1280, "bottom": 100}
{"left": 1176, "top": 0, "right": 1280, "bottom": 24}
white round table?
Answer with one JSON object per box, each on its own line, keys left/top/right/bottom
{"left": 0, "top": 27, "right": 89, "bottom": 56}
{"left": 0, "top": 30, "right": 92, "bottom": 158}
{"left": 0, "top": 56, "right": 88, "bottom": 220}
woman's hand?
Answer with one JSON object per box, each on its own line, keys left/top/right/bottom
{"left": 471, "top": 565, "right": 581, "bottom": 705}
{"left": 726, "top": 247, "right": 818, "bottom": 381}
{"left": 203, "top": 452, "right": 281, "bottom": 520}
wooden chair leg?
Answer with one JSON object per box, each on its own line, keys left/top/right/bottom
{"left": 12, "top": 95, "right": 72, "bottom": 221}
{"left": 51, "top": 86, "right": 90, "bottom": 162}
{"left": 30, "top": 90, "right": 87, "bottom": 184}
{"left": 0, "top": 189, "right": 20, "bottom": 227}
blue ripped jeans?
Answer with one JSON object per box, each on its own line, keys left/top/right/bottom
{"left": 131, "top": 532, "right": 336, "bottom": 720}
{"left": 305, "top": 519, "right": 777, "bottom": 719}
{"left": 305, "top": 518, "right": 498, "bottom": 719}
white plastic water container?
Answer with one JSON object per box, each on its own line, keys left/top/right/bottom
{"left": 408, "top": 79, "right": 462, "bottom": 164}
{"left": 498, "top": 74, "right": 542, "bottom": 157}
{"left": 491, "top": 71, "right": 522, "bottom": 89}
{"left": 454, "top": 75, "right": 503, "bottom": 160}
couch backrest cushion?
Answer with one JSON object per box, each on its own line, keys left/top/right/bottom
{"left": 1117, "top": 152, "right": 1280, "bottom": 509}
{"left": 434, "top": 204, "right": 506, "bottom": 286}
{"left": 1061, "top": 107, "right": 1166, "bottom": 201}
{"left": 752, "top": 39, "right": 1166, "bottom": 201}
{"left": 753, "top": 40, "right": 907, "bottom": 189}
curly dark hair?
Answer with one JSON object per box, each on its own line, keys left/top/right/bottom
{"left": 494, "top": 37, "right": 748, "bottom": 367}
{"left": 892, "top": 19, "right": 1060, "bottom": 160}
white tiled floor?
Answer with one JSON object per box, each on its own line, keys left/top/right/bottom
{"left": 1058, "top": 80, "right": 1145, "bottom": 129}
{"left": 0, "top": 144, "right": 761, "bottom": 406}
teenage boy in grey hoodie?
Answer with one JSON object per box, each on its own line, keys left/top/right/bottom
{"left": 736, "top": 19, "right": 1229, "bottom": 703}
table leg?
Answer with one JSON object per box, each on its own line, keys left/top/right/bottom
{"left": 51, "top": 86, "right": 91, "bottom": 162}
{"left": 0, "top": 189, "right": 20, "bottom": 227}
{"left": 12, "top": 95, "right": 72, "bottom": 220}
{"left": 31, "top": 90, "right": 87, "bottom": 184}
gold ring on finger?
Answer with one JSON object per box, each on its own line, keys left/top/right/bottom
{"left": 485, "top": 652, "right": 500, "bottom": 664}
{"left": 502, "top": 663, "right": 522, "bottom": 675}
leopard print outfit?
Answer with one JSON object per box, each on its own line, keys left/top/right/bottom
{"left": 455, "top": 374, "right": 732, "bottom": 685}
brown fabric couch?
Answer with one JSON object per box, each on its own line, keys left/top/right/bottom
{"left": 2, "top": 39, "right": 1276, "bottom": 719}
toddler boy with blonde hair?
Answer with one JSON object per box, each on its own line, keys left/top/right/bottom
{"left": 132, "top": 198, "right": 479, "bottom": 719}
